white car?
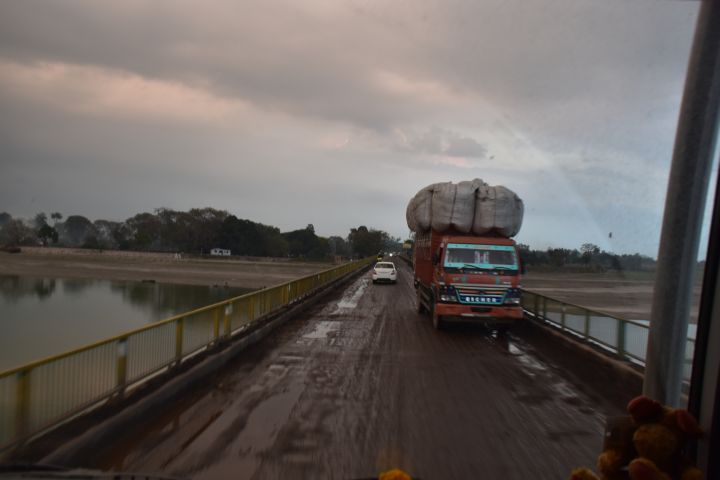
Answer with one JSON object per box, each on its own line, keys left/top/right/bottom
{"left": 372, "top": 262, "right": 397, "bottom": 284}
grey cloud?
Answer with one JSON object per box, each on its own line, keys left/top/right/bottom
{"left": 0, "top": 1, "right": 698, "bottom": 135}
{"left": 0, "top": 1, "right": 439, "bottom": 131}
{"left": 0, "top": 0, "right": 703, "bottom": 255}
{"left": 444, "top": 136, "right": 487, "bottom": 159}
{"left": 398, "top": 127, "right": 487, "bottom": 159}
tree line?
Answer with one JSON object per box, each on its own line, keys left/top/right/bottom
{"left": 517, "top": 243, "right": 657, "bottom": 272}
{"left": 0, "top": 209, "right": 402, "bottom": 259}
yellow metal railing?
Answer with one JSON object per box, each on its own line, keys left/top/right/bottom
{"left": 0, "top": 258, "right": 372, "bottom": 450}
{"left": 521, "top": 290, "right": 695, "bottom": 381}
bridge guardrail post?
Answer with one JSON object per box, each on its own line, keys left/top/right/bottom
{"left": 116, "top": 337, "right": 128, "bottom": 397}
{"left": 175, "top": 317, "right": 184, "bottom": 364}
{"left": 223, "top": 304, "right": 232, "bottom": 338}
{"left": 212, "top": 308, "right": 220, "bottom": 343}
{"left": 617, "top": 320, "right": 627, "bottom": 360}
{"left": 542, "top": 296, "right": 547, "bottom": 320}
{"left": 15, "top": 369, "right": 30, "bottom": 440}
{"left": 584, "top": 311, "right": 590, "bottom": 339}
{"left": 533, "top": 294, "right": 539, "bottom": 317}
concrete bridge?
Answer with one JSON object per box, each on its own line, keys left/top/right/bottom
{"left": 1, "top": 259, "right": 650, "bottom": 479}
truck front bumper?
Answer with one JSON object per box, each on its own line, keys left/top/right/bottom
{"left": 434, "top": 303, "right": 523, "bottom": 325}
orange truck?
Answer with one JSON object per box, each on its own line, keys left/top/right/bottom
{"left": 414, "top": 229, "right": 524, "bottom": 330}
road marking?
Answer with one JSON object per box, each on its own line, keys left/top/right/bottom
{"left": 334, "top": 278, "right": 369, "bottom": 312}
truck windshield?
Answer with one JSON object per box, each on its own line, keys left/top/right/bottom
{"left": 443, "top": 243, "right": 518, "bottom": 272}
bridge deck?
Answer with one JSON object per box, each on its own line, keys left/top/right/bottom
{"left": 90, "top": 261, "right": 620, "bottom": 479}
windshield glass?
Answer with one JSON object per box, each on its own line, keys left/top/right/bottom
{"left": 3, "top": 0, "right": 719, "bottom": 478}
{"left": 444, "top": 243, "right": 518, "bottom": 270}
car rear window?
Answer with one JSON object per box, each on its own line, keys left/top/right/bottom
{"left": 376, "top": 262, "right": 394, "bottom": 269}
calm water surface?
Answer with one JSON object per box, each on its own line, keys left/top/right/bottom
{"left": 0, "top": 275, "right": 252, "bottom": 371}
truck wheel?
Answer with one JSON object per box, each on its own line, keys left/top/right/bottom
{"left": 431, "top": 301, "right": 444, "bottom": 330}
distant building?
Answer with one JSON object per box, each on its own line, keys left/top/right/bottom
{"left": 210, "top": 248, "right": 231, "bottom": 256}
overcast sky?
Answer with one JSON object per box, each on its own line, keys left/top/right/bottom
{"left": 0, "top": 0, "right": 713, "bottom": 256}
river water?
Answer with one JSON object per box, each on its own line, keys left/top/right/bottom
{"left": 0, "top": 275, "right": 253, "bottom": 371}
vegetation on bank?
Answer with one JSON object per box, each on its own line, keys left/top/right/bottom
{"left": 399, "top": 238, "right": 658, "bottom": 273}
{"left": 0, "top": 210, "right": 672, "bottom": 271}
{"left": 516, "top": 243, "right": 657, "bottom": 273}
{"left": 0, "top": 209, "right": 402, "bottom": 260}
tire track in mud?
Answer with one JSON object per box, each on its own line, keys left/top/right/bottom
{"left": 93, "top": 261, "right": 618, "bottom": 480}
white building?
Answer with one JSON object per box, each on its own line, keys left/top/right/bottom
{"left": 210, "top": 248, "right": 231, "bottom": 256}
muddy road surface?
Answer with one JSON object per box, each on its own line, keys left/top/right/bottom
{"left": 92, "top": 261, "right": 617, "bottom": 479}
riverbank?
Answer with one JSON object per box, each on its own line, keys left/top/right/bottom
{"left": 0, "top": 247, "right": 333, "bottom": 289}
{"left": 523, "top": 270, "right": 701, "bottom": 322}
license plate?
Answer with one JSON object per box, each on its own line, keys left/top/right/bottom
{"left": 460, "top": 295, "right": 501, "bottom": 304}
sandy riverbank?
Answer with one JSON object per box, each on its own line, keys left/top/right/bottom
{"left": 0, "top": 247, "right": 334, "bottom": 289}
{"left": 523, "top": 270, "right": 701, "bottom": 322}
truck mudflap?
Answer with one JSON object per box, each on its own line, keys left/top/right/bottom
{"left": 434, "top": 303, "right": 523, "bottom": 324}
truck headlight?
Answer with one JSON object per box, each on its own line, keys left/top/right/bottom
{"left": 504, "top": 288, "right": 521, "bottom": 305}
{"left": 438, "top": 285, "right": 458, "bottom": 303}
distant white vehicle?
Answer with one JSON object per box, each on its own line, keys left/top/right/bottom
{"left": 210, "top": 248, "right": 231, "bottom": 256}
{"left": 372, "top": 261, "right": 397, "bottom": 284}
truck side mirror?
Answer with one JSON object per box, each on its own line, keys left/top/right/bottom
{"left": 432, "top": 253, "right": 439, "bottom": 265}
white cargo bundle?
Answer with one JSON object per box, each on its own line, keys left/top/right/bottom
{"left": 406, "top": 179, "right": 524, "bottom": 237}
{"left": 406, "top": 182, "right": 442, "bottom": 232}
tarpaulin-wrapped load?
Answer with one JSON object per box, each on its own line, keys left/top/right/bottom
{"left": 430, "top": 182, "right": 456, "bottom": 232}
{"left": 430, "top": 179, "right": 486, "bottom": 233}
{"left": 474, "top": 184, "right": 523, "bottom": 237}
{"left": 406, "top": 179, "right": 524, "bottom": 237}
{"left": 406, "top": 182, "right": 444, "bottom": 232}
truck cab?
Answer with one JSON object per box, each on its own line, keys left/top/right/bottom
{"left": 414, "top": 231, "right": 523, "bottom": 330}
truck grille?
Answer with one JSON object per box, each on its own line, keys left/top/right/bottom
{"left": 455, "top": 286, "right": 507, "bottom": 305}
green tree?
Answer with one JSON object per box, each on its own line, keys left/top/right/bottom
{"left": 125, "top": 212, "right": 162, "bottom": 250}
{"left": 60, "top": 215, "right": 97, "bottom": 247}
{"left": 37, "top": 224, "right": 59, "bottom": 246}
{"left": 263, "top": 230, "right": 290, "bottom": 257}
{"left": 328, "top": 236, "right": 350, "bottom": 256}
{"left": 188, "top": 207, "right": 229, "bottom": 253}
{"left": 547, "top": 248, "right": 574, "bottom": 267}
{"left": 82, "top": 234, "right": 102, "bottom": 250}
{"left": 218, "top": 215, "right": 288, "bottom": 257}
{"left": 282, "top": 224, "right": 328, "bottom": 259}
{"left": 94, "top": 220, "right": 123, "bottom": 249}
{"left": 34, "top": 212, "right": 48, "bottom": 229}
{"left": 580, "top": 243, "right": 600, "bottom": 265}
{"left": 348, "top": 226, "right": 388, "bottom": 257}
{"left": 0, "top": 219, "right": 35, "bottom": 246}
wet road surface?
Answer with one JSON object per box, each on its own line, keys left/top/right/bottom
{"left": 93, "top": 261, "right": 617, "bottom": 479}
